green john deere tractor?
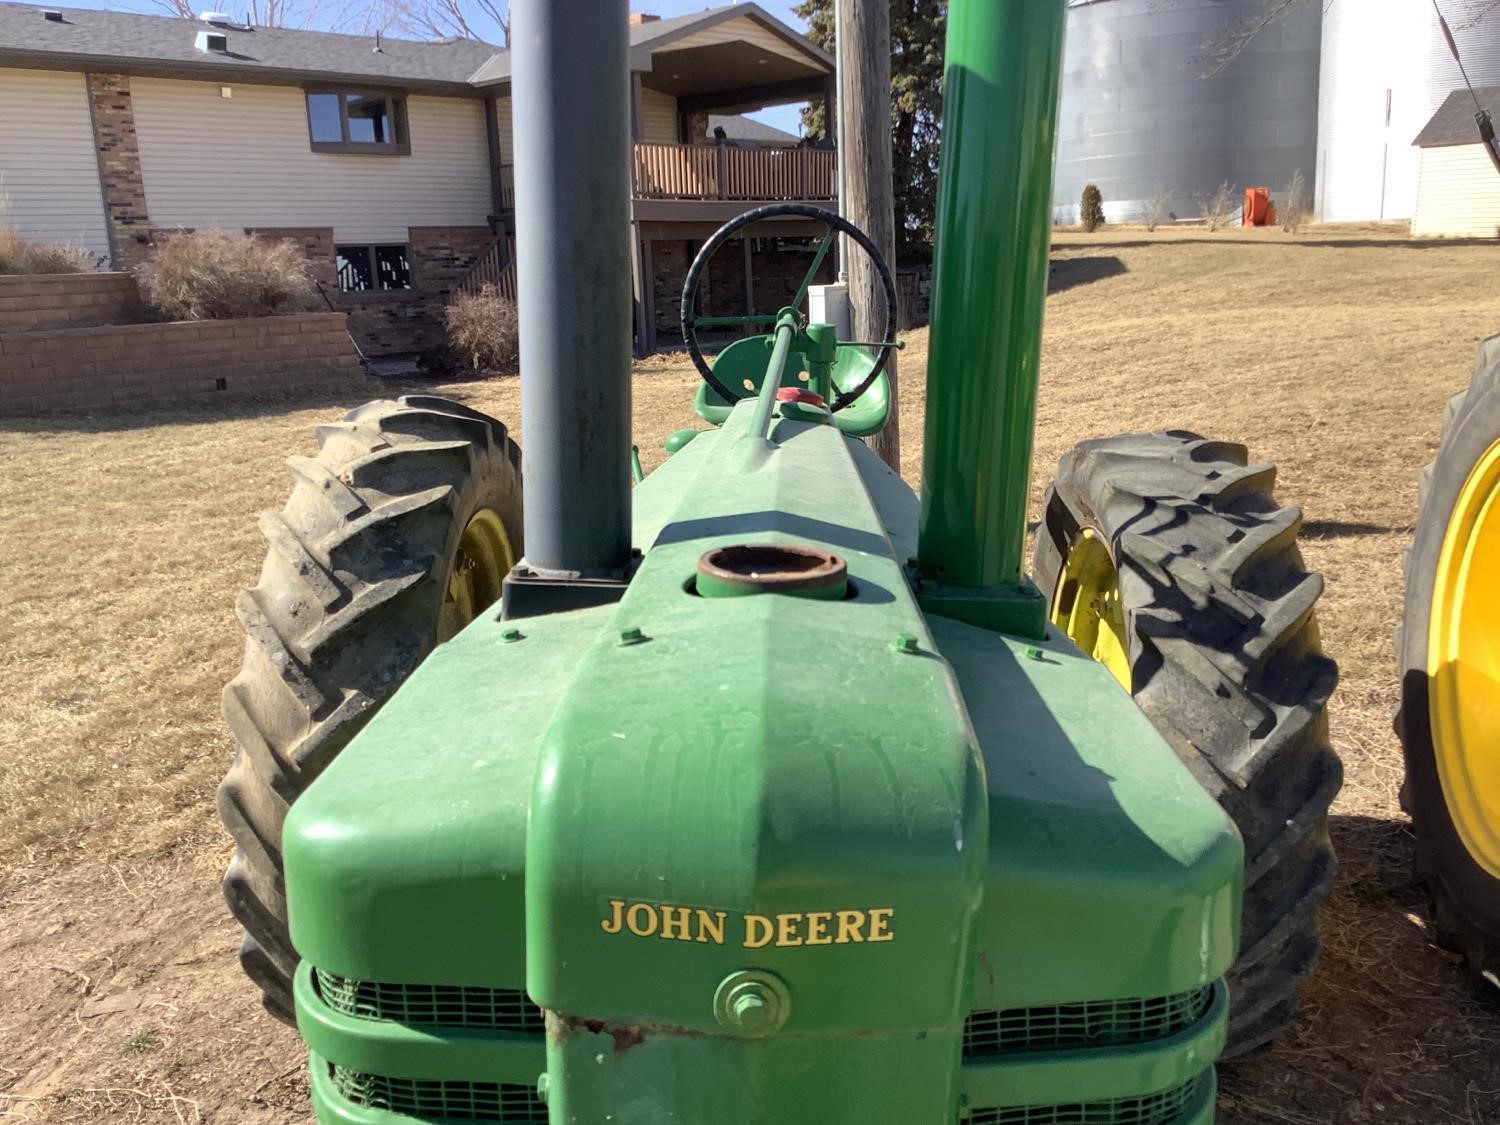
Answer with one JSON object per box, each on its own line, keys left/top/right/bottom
{"left": 215, "top": 1, "right": 1341, "bottom": 1121}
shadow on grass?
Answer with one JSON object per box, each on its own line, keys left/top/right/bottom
{"left": 1301, "top": 519, "right": 1410, "bottom": 539}
{"left": 0, "top": 374, "right": 506, "bottom": 434}
{"left": 1059, "top": 236, "right": 1499, "bottom": 252}
{"left": 1048, "top": 255, "right": 1127, "bottom": 294}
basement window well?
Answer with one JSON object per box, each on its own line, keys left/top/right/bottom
{"left": 306, "top": 89, "right": 410, "bottom": 154}
{"left": 337, "top": 245, "right": 412, "bottom": 293}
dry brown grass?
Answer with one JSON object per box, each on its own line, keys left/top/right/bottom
{"left": 0, "top": 228, "right": 99, "bottom": 275}
{"left": 3, "top": 223, "right": 1500, "bottom": 1121}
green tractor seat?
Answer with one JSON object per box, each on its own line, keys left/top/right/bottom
{"left": 693, "top": 335, "right": 891, "bottom": 439}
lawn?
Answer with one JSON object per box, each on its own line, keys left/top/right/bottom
{"left": 2, "top": 225, "right": 1499, "bottom": 1122}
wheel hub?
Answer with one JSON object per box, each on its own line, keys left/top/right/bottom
{"left": 1429, "top": 437, "right": 1500, "bottom": 877}
{"left": 440, "top": 508, "right": 516, "bottom": 642}
{"left": 1048, "top": 529, "right": 1131, "bottom": 690}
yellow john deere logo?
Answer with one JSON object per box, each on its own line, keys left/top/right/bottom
{"left": 600, "top": 899, "right": 895, "bottom": 947}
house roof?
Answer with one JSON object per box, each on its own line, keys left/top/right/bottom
{"left": 709, "top": 113, "right": 800, "bottom": 146}
{"left": 0, "top": 1, "right": 830, "bottom": 107}
{"left": 467, "top": 4, "right": 832, "bottom": 89}
{"left": 1414, "top": 85, "right": 1500, "bottom": 148}
{"left": 0, "top": 2, "right": 496, "bottom": 91}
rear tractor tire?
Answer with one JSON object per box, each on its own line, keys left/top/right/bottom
{"left": 1396, "top": 334, "right": 1500, "bottom": 989}
{"left": 217, "top": 395, "right": 523, "bottom": 1021}
{"left": 1033, "top": 431, "right": 1342, "bottom": 1059}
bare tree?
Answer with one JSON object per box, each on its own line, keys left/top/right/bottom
{"left": 125, "top": 0, "right": 507, "bottom": 39}
{"left": 382, "top": 0, "right": 508, "bottom": 44}
{"left": 133, "top": 0, "right": 333, "bottom": 27}
{"left": 1202, "top": 181, "right": 1239, "bottom": 231}
{"left": 1201, "top": 0, "right": 1500, "bottom": 74}
{"left": 1145, "top": 184, "right": 1172, "bottom": 232}
{"left": 1281, "top": 169, "right": 1310, "bottom": 232}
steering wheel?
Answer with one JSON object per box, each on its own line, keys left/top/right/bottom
{"left": 679, "top": 203, "right": 898, "bottom": 413}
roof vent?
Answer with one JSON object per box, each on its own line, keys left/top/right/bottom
{"left": 198, "top": 10, "right": 232, "bottom": 23}
{"left": 41, "top": 8, "right": 64, "bottom": 20}
{"left": 195, "top": 28, "right": 229, "bottom": 52}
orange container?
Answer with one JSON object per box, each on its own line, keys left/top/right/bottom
{"left": 1243, "top": 186, "right": 1272, "bottom": 227}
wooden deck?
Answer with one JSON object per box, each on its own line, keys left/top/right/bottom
{"left": 631, "top": 142, "right": 835, "bottom": 202}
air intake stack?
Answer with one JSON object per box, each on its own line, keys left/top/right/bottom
{"left": 508, "top": 0, "right": 634, "bottom": 597}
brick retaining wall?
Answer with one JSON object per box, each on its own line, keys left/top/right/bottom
{"left": 0, "top": 273, "right": 144, "bottom": 333}
{"left": 0, "top": 312, "right": 363, "bottom": 414}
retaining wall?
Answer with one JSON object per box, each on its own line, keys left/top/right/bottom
{"left": 0, "top": 312, "right": 362, "bottom": 413}
{"left": 0, "top": 272, "right": 144, "bottom": 332}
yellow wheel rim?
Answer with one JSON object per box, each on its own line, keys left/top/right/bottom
{"left": 439, "top": 508, "right": 516, "bottom": 643}
{"left": 1049, "top": 528, "right": 1131, "bottom": 690}
{"left": 1428, "top": 437, "right": 1500, "bottom": 877}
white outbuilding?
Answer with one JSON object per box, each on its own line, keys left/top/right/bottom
{"left": 1411, "top": 86, "right": 1500, "bottom": 238}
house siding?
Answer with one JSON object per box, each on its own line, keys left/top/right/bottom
{"left": 495, "top": 95, "right": 514, "bottom": 163}
{"left": 0, "top": 68, "right": 111, "bottom": 261}
{"left": 641, "top": 86, "right": 680, "bottom": 144}
{"left": 128, "top": 77, "right": 491, "bottom": 243}
{"left": 1412, "top": 144, "right": 1500, "bottom": 238}
{"left": 663, "top": 16, "right": 816, "bottom": 65}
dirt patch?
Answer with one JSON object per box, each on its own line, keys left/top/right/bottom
{"left": 0, "top": 860, "right": 308, "bottom": 1123}
{"left": 3, "top": 227, "right": 1500, "bottom": 1121}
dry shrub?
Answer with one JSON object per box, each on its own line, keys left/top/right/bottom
{"left": 1202, "top": 181, "right": 1239, "bottom": 232}
{"left": 1282, "top": 169, "right": 1310, "bottom": 233}
{"left": 445, "top": 283, "right": 519, "bottom": 374}
{"left": 0, "top": 228, "right": 100, "bottom": 274}
{"left": 1145, "top": 185, "right": 1173, "bottom": 233}
{"left": 136, "top": 230, "right": 313, "bottom": 320}
{"left": 1080, "top": 184, "right": 1106, "bottom": 233}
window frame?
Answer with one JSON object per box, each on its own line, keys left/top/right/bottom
{"left": 335, "top": 242, "right": 415, "bottom": 297}
{"left": 305, "top": 86, "right": 411, "bottom": 155}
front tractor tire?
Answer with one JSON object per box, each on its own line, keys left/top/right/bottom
{"left": 217, "top": 396, "right": 523, "bottom": 1021}
{"left": 1397, "top": 335, "right": 1500, "bottom": 987}
{"left": 1033, "top": 431, "right": 1342, "bottom": 1059}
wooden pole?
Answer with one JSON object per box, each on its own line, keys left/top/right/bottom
{"left": 838, "top": 0, "right": 900, "bottom": 472}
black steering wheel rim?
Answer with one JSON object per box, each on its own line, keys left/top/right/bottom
{"left": 679, "top": 203, "right": 898, "bottom": 413}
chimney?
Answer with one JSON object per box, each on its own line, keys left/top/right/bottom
{"left": 628, "top": 12, "right": 659, "bottom": 24}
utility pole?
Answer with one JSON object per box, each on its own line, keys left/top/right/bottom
{"left": 839, "top": 0, "right": 900, "bottom": 472}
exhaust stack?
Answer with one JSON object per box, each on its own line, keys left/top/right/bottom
{"left": 511, "top": 0, "right": 633, "bottom": 581}
{"left": 915, "top": 0, "right": 1067, "bottom": 601}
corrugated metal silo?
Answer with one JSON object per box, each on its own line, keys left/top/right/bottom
{"left": 1054, "top": 0, "right": 1322, "bottom": 224}
{"left": 1318, "top": 0, "right": 1500, "bottom": 222}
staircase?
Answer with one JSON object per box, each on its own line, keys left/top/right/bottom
{"left": 454, "top": 234, "right": 517, "bottom": 303}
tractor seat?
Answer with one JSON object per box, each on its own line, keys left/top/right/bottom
{"left": 694, "top": 336, "right": 891, "bottom": 439}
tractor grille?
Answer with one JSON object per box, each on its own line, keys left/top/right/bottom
{"left": 966, "top": 1074, "right": 1204, "bottom": 1125}
{"left": 963, "top": 986, "right": 1214, "bottom": 1057}
{"left": 330, "top": 1065, "right": 547, "bottom": 1122}
{"left": 315, "top": 969, "right": 544, "bottom": 1033}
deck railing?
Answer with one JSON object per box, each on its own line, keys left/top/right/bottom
{"left": 454, "top": 233, "right": 517, "bottom": 302}
{"left": 631, "top": 142, "right": 836, "bottom": 202}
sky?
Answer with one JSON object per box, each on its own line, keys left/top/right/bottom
{"left": 57, "top": 0, "right": 816, "bottom": 135}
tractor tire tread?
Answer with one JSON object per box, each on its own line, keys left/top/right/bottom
{"left": 216, "top": 396, "right": 522, "bottom": 1020}
{"left": 1395, "top": 334, "right": 1500, "bottom": 986}
{"left": 1033, "top": 430, "right": 1341, "bottom": 1061}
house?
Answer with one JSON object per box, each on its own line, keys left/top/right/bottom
{"left": 0, "top": 2, "right": 837, "bottom": 358}
{"left": 1411, "top": 86, "right": 1500, "bottom": 239}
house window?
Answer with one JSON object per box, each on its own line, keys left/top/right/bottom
{"left": 337, "top": 245, "right": 412, "bottom": 293}
{"left": 306, "top": 89, "right": 410, "bottom": 154}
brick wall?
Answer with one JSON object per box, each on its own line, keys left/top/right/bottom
{"left": 0, "top": 313, "right": 362, "bottom": 414}
{"left": 650, "top": 238, "right": 837, "bottom": 341}
{"left": 0, "top": 273, "right": 144, "bottom": 332}
{"left": 251, "top": 224, "right": 494, "bottom": 357}
{"left": 86, "top": 74, "right": 153, "bottom": 270}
